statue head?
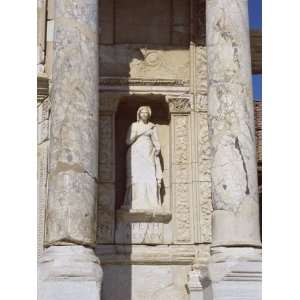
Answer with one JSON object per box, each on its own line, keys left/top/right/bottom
{"left": 137, "top": 106, "right": 152, "bottom": 123}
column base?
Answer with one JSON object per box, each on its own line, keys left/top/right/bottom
{"left": 38, "top": 245, "right": 103, "bottom": 300}
{"left": 187, "top": 269, "right": 204, "bottom": 300}
{"left": 212, "top": 210, "right": 261, "bottom": 248}
{"left": 206, "top": 247, "right": 262, "bottom": 300}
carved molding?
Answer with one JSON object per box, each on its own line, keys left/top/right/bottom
{"left": 168, "top": 97, "right": 191, "bottom": 113}
{"left": 116, "top": 209, "right": 172, "bottom": 223}
{"left": 199, "top": 182, "right": 212, "bottom": 243}
{"left": 194, "top": 94, "right": 208, "bottom": 112}
{"left": 96, "top": 244, "right": 210, "bottom": 265}
{"left": 172, "top": 115, "right": 192, "bottom": 243}
{"left": 100, "top": 77, "right": 189, "bottom": 87}
{"left": 37, "top": 74, "right": 49, "bottom": 102}
{"left": 195, "top": 47, "right": 208, "bottom": 95}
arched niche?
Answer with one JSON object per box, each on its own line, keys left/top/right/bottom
{"left": 115, "top": 95, "right": 171, "bottom": 211}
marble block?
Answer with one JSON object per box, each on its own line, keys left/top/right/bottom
{"left": 116, "top": 208, "right": 172, "bottom": 223}
{"left": 207, "top": 247, "right": 262, "bottom": 300}
{"left": 39, "top": 281, "right": 100, "bottom": 300}
{"left": 101, "top": 264, "right": 190, "bottom": 300}
{"left": 38, "top": 246, "right": 103, "bottom": 300}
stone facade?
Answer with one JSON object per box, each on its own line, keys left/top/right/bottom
{"left": 37, "top": 1, "right": 262, "bottom": 299}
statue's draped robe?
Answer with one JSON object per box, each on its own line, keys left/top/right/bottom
{"left": 124, "top": 121, "right": 162, "bottom": 210}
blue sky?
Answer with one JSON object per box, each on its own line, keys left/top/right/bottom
{"left": 248, "top": 0, "right": 262, "bottom": 100}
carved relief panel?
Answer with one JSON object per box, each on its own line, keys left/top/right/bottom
{"left": 168, "top": 97, "right": 193, "bottom": 244}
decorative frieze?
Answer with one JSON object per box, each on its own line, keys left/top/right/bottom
{"left": 197, "top": 111, "right": 211, "bottom": 161}
{"left": 195, "top": 47, "right": 208, "bottom": 95}
{"left": 172, "top": 113, "right": 192, "bottom": 243}
{"left": 198, "top": 182, "right": 212, "bottom": 243}
{"left": 191, "top": 105, "right": 212, "bottom": 243}
{"left": 95, "top": 244, "right": 210, "bottom": 265}
{"left": 99, "top": 77, "right": 189, "bottom": 87}
{"left": 168, "top": 97, "right": 191, "bottom": 114}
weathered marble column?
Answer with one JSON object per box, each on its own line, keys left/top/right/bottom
{"left": 205, "top": 1, "right": 261, "bottom": 299}
{"left": 38, "top": 1, "right": 102, "bottom": 299}
{"left": 206, "top": 0, "right": 261, "bottom": 247}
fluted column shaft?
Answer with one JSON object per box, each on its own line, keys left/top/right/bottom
{"left": 206, "top": 0, "right": 261, "bottom": 247}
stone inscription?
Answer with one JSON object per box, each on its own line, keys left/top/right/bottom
{"left": 115, "top": 222, "right": 164, "bottom": 244}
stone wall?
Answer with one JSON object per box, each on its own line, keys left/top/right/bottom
{"left": 37, "top": 76, "right": 49, "bottom": 258}
{"left": 37, "top": 0, "right": 262, "bottom": 298}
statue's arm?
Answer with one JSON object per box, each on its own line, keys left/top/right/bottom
{"left": 126, "top": 124, "right": 137, "bottom": 146}
{"left": 151, "top": 125, "right": 161, "bottom": 152}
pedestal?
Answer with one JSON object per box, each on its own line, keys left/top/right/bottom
{"left": 38, "top": 246, "right": 103, "bottom": 300}
{"left": 187, "top": 269, "right": 204, "bottom": 300}
{"left": 207, "top": 247, "right": 262, "bottom": 300}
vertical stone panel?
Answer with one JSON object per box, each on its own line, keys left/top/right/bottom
{"left": 37, "top": 0, "right": 47, "bottom": 73}
{"left": 191, "top": 102, "right": 212, "bottom": 243}
{"left": 97, "top": 113, "right": 115, "bottom": 243}
{"left": 37, "top": 98, "right": 51, "bottom": 258}
{"left": 37, "top": 141, "right": 49, "bottom": 257}
{"left": 97, "top": 97, "right": 120, "bottom": 244}
{"left": 169, "top": 97, "right": 193, "bottom": 244}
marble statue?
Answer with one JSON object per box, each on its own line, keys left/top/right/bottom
{"left": 123, "top": 106, "right": 163, "bottom": 210}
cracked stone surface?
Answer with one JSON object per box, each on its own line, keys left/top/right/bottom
{"left": 206, "top": 0, "right": 260, "bottom": 245}
{"left": 45, "top": 0, "right": 99, "bottom": 246}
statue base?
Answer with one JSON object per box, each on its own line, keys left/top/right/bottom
{"left": 117, "top": 208, "right": 172, "bottom": 223}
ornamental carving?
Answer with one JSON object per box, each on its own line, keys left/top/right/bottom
{"left": 99, "top": 77, "right": 188, "bottom": 87}
{"left": 99, "top": 114, "right": 114, "bottom": 182}
{"left": 194, "top": 94, "right": 208, "bottom": 112}
{"left": 195, "top": 47, "right": 208, "bottom": 95}
{"left": 199, "top": 182, "right": 213, "bottom": 243}
{"left": 168, "top": 97, "right": 191, "bottom": 113}
{"left": 174, "top": 183, "right": 191, "bottom": 242}
{"left": 174, "top": 117, "right": 189, "bottom": 164}
{"left": 173, "top": 115, "right": 192, "bottom": 242}
{"left": 99, "top": 45, "right": 190, "bottom": 80}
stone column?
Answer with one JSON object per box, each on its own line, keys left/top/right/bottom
{"left": 205, "top": 1, "right": 261, "bottom": 299}
{"left": 206, "top": 0, "right": 260, "bottom": 247}
{"left": 38, "top": 1, "right": 102, "bottom": 299}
